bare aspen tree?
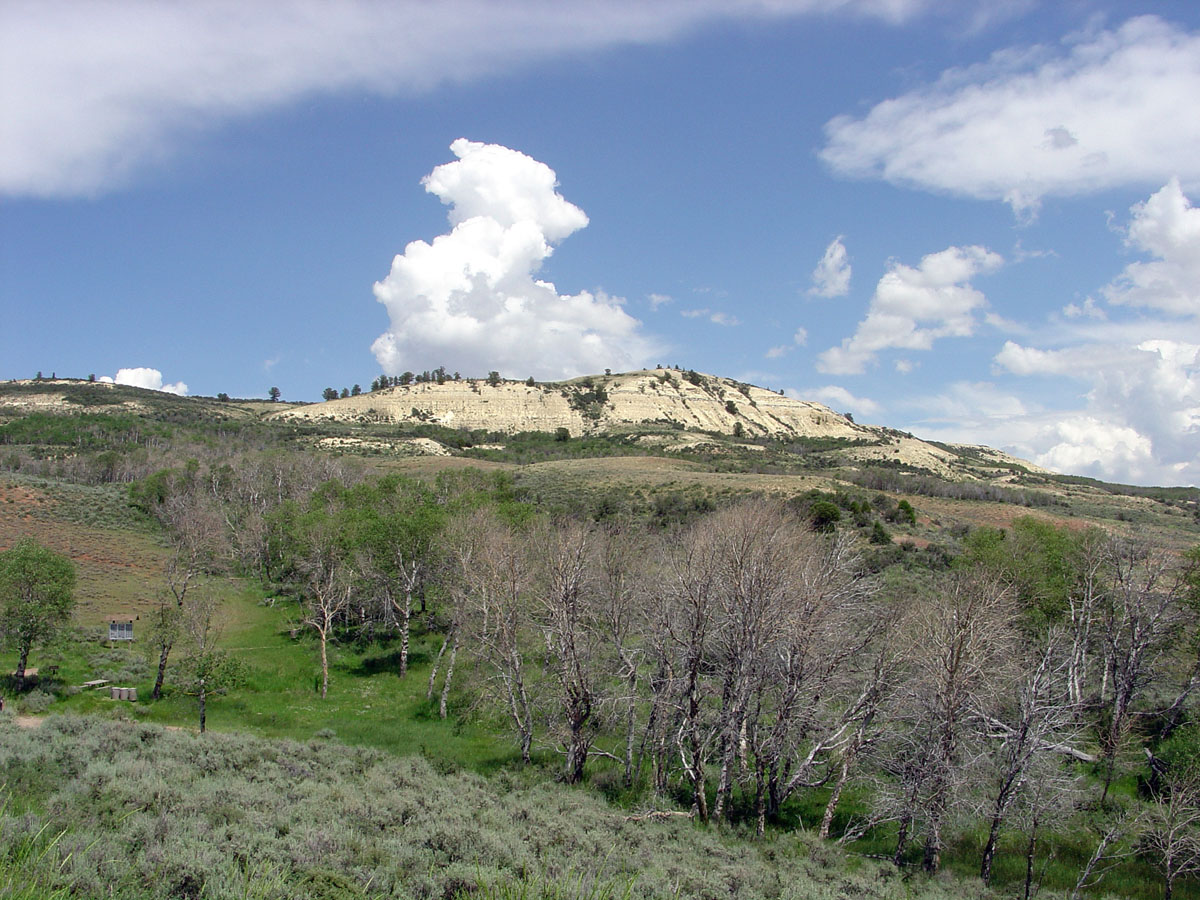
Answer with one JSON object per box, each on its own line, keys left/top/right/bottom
{"left": 643, "top": 499, "right": 875, "bottom": 830}
{"left": 894, "top": 569, "right": 1016, "bottom": 872}
{"left": 705, "top": 501, "right": 800, "bottom": 824}
{"left": 1144, "top": 742, "right": 1200, "bottom": 900}
{"left": 426, "top": 591, "right": 463, "bottom": 719}
{"left": 533, "top": 518, "right": 607, "bottom": 783}
{"left": 751, "top": 527, "right": 876, "bottom": 831}
{"left": 1069, "top": 811, "right": 1145, "bottom": 900}
{"left": 1011, "top": 755, "right": 1084, "bottom": 900}
{"left": 819, "top": 609, "right": 908, "bottom": 840}
{"left": 176, "top": 584, "right": 241, "bottom": 733}
{"left": 301, "top": 539, "right": 353, "bottom": 700}
{"left": 976, "top": 630, "right": 1081, "bottom": 884}
{"left": 654, "top": 516, "right": 724, "bottom": 822}
{"left": 1146, "top": 782, "right": 1200, "bottom": 899}
{"left": 593, "top": 524, "right": 649, "bottom": 787}
{"left": 1066, "top": 528, "right": 1108, "bottom": 708}
{"left": 457, "top": 509, "right": 537, "bottom": 763}
{"left": 1098, "top": 537, "right": 1192, "bottom": 803}
{"left": 640, "top": 542, "right": 682, "bottom": 799}
{"left": 1153, "top": 546, "right": 1200, "bottom": 741}
{"left": 149, "top": 489, "right": 225, "bottom": 700}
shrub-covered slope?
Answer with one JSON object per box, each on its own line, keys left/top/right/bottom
{"left": 0, "top": 716, "right": 998, "bottom": 900}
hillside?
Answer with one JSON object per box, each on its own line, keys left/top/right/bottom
{"left": 0, "top": 377, "right": 300, "bottom": 423}
{"left": 3, "top": 372, "right": 1197, "bottom": 546}
{"left": 269, "top": 369, "right": 859, "bottom": 437}
{"left": 267, "top": 369, "right": 1045, "bottom": 480}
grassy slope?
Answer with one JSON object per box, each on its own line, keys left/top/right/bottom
{"left": 0, "top": 475, "right": 166, "bottom": 625}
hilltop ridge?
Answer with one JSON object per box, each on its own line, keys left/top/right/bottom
{"left": 270, "top": 369, "right": 858, "bottom": 437}
{"left": 267, "top": 369, "right": 1046, "bottom": 480}
{"left": 0, "top": 371, "right": 1049, "bottom": 481}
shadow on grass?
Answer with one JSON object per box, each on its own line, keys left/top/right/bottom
{"left": 346, "top": 649, "right": 431, "bottom": 677}
{"left": 0, "top": 673, "right": 56, "bottom": 695}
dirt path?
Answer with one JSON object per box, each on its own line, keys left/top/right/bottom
{"left": 12, "top": 714, "right": 187, "bottom": 732}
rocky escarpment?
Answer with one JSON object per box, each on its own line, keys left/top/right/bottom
{"left": 268, "top": 369, "right": 869, "bottom": 440}
{"left": 268, "top": 369, "right": 1049, "bottom": 478}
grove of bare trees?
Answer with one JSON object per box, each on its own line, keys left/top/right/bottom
{"left": 127, "top": 453, "right": 1200, "bottom": 895}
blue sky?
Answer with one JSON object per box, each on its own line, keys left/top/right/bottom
{"left": 2, "top": 1, "right": 1198, "bottom": 485}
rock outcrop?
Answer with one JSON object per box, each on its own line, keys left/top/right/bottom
{"left": 269, "top": 369, "right": 868, "bottom": 440}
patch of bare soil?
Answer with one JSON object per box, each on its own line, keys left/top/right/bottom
{"left": 0, "top": 477, "right": 168, "bottom": 625}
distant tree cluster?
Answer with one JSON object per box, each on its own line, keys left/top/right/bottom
{"left": 320, "top": 386, "right": 361, "bottom": 401}
{"left": 370, "top": 367, "right": 462, "bottom": 392}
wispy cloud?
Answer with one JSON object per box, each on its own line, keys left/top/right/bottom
{"left": 789, "top": 384, "right": 880, "bottom": 418}
{"left": 820, "top": 16, "right": 1200, "bottom": 216}
{"left": 808, "top": 236, "right": 851, "bottom": 297}
{"left": 681, "top": 308, "right": 739, "bottom": 326}
{"left": 766, "top": 328, "right": 807, "bottom": 358}
{"left": 1, "top": 0, "right": 938, "bottom": 198}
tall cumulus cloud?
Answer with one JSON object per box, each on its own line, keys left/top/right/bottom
{"left": 371, "top": 140, "right": 659, "bottom": 380}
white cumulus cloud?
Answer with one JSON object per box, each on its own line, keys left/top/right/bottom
{"left": 789, "top": 385, "right": 880, "bottom": 418}
{"left": 993, "top": 338, "right": 1200, "bottom": 471}
{"left": 809, "top": 236, "right": 851, "bottom": 297}
{"left": 817, "top": 245, "right": 1002, "bottom": 374}
{"left": 98, "top": 367, "right": 188, "bottom": 395}
{"left": 1103, "top": 178, "right": 1200, "bottom": 317}
{"left": 0, "top": 0, "right": 937, "bottom": 198}
{"left": 371, "top": 139, "right": 659, "bottom": 380}
{"left": 820, "top": 16, "right": 1200, "bottom": 216}
{"left": 908, "top": 182, "right": 1200, "bottom": 485}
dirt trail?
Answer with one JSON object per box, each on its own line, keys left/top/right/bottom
{"left": 12, "top": 714, "right": 186, "bottom": 732}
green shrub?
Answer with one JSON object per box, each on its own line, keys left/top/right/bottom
{"left": 19, "top": 689, "right": 54, "bottom": 713}
{"left": 0, "top": 717, "right": 997, "bottom": 900}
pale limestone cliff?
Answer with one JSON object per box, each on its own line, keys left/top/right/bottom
{"left": 268, "top": 369, "right": 869, "bottom": 440}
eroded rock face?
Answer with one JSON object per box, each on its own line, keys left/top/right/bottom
{"left": 268, "top": 369, "right": 868, "bottom": 440}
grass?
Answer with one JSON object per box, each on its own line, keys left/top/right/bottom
{"left": 2, "top": 581, "right": 521, "bottom": 772}
{"left": 0, "top": 798, "right": 72, "bottom": 900}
